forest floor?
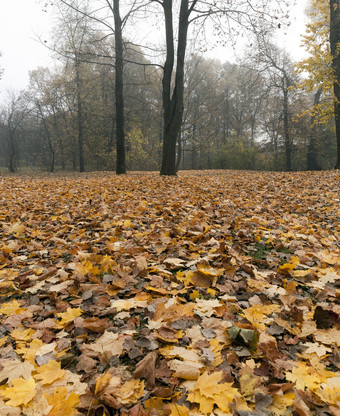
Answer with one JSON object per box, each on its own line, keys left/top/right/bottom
{"left": 0, "top": 170, "right": 339, "bottom": 416}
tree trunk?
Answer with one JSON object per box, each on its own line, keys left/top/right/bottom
{"left": 75, "top": 56, "right": 85, "bottom": 172}
{"left": 175, "top": 128, "right": 182, "bottom": 172}
{"left": 283, "top": 85, "right": 292, "bottom": 171}
{"left": 330, "top": 0, "right": 340, "bottom": 168}
{"left": 307, "top": 89, "right": 322, "bottom": 170}
{"left": 160, "top": 0, "right": 191, "bottom": 175}
{"left": 114, "top": 0, "right": 126, "bottom": 175}
{"left": 9, "top": 140, "right": 16, "bottom": 173}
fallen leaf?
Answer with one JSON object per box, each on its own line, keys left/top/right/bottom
{"left": 2, "top": 377, "right": 37, "bottom": 406}
{"left": 44, "top": 387, "right": 79, "bottom": 416}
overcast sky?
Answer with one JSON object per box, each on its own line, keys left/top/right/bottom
{"left": 0, "top": 0, "right": 308, "bottom": 94}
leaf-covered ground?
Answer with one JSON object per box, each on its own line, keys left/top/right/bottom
{"left": 0, "top": 170, "right": 339, "bottom": 416}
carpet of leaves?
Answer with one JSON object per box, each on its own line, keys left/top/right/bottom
{"left": 0, "top": 170, "right": 340, "bottom": 416}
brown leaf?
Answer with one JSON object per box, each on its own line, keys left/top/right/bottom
{"left": 83, "top": 317, "right": 109, "bottom": 334}
{"left": 133, "top": 351, "right": 157, "bottom": 388}
{"left": 313, "top": 305, "right": 339, "bottom": 329}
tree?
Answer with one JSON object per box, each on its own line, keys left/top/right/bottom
{"left": 252, "top": 37, "right": 298, "bottom": 171}
{"left": 51, "top": 2, "right": 94, "bottom": 172}
{"left": 296, "top": 0, "right": 339, "bottom": 168}
{"left": 55, "top": 0, "right": 146, "bottom": 174}
{"left": 307, "top": 89, "right": 322, "bottom": 170}
{"left": 330, "top": 0, "right": 340, "bottom": 168}
{"left": 1, "top": 91, "right": 32, "bottom": 172}
{"left": 113, "top": 0, "right": 126, "bottom": 174}
{"left": 152, "top": 0, "right": 289, "bottom": 175}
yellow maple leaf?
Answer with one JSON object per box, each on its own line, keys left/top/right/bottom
{"left": 239, "top": 365, "right": 263, "bottom": 397}
{"left": 114, "top": 379, "right": 145, "bottom": 404}
{"left": 16, "top": 339, "right": 45, "bottom": 364}
{"left": 0, "top": 299, "right": 24, "bottom": 315}
{"left": 242, "top": 304, "right": 280, "bottom": 331}
{"left": 144, "top": 397, "right": 165, "bottom": 410}
{"left": 165, "top": 403, "right": 189, "bottom": 416}
{"left": 270, "top": 392, "right": 295, "bottom": 416}
{"left": 34, "top": 360, "right": 65, "bottom": 385}
{"left": 285, "top": 362, "right": 323, "bottom": 391}
{"left": 94, "top": 372, "right": 119, "bottom": 395}
{"left": 209, "top": 338, "right": 224, "bottom": 367}
{"left": 11, "top": 327, "right": 35, "bottom": 343}
{"left": 278, "top": 256, "right": 300, "bottom": 273}
{"left": 44, "top": 387, "right": 79, "bottom": 416}
{"left": 2, "top": 377, "right": 36, "bottom": 406}
{"left": 187, "top": 371, "right": 238, "bottom": 414}
{"left": 0, "top": 336, "right": 8, "bottom": 348}
{"left": 196, "top": 264, "right": 224, "bottom": 277}
{"left": 316, "top": 384, "right": 340, "bottom": 405}
{"left": 187, "top": 392, "right": 215, "bottom": 415}
{"left": 56, "top": 307, "right": 82, "bottom": 328}
{"left": 194, "top": 371, "right": 223, "bottom": 398}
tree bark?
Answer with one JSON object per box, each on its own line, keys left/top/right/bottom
{"left": 307, "top": 89, "right": 322, "bottom": 170}
{"left": 330, "top": 0, "right": 340, "bottom": 169}
{"left": 160, "top": 0, "right": 192, "bottom": 175}
{"left": 8, "top": 133, "right": 16, "bottom": 173}
{"left": 75, "top": 55, "right": 85, "bottom": 172}
{"left": 114, "top": 0, "right": 126, "bottom": 175}
{"left": 283, "top": 84, "right": 292, "bottom": 171}
{"left": 175, "top": 127, "right": 182, "bottom": 172}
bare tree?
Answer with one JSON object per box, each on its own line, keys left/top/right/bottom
{"left": 252, "top": 37, "right": 297, "bottom": 171}
{"left": 54, "top": 0, "right": 146, "bottom": 174}
{"left": 1, "top": 91, "right": 32, "bottom": 172}
{"left": 149, "top": 0, "right": 290, "bottom": 175}
{"left": 51, "top": 2, "right": 94, "bottom": 172}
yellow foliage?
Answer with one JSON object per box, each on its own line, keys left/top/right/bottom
{"left": 187, "top": 371, "right": 238, "bottom": 414}
{"left": 44, "top": 387, "right": 79, "bottom": 416}
{"left": 34, "top": 360, "right": 65, "bottom": 385}
{"left": 0, "top": 299, "right": 24, "bottom": 315}
{"left": 2, "top": 377, "right": 36, "bottom": 407}
{"left": 295, "top": 0, "right": 335, "bottom": 124}
{"left": 56, "top": 307, "right": 82, "bottom": 328}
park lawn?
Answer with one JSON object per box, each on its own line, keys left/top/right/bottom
{"left": 0, "top": 170, "right": 339, "bottom": 415}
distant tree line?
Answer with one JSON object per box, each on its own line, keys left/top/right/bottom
{"left": 0, "top": 0, "right": 338, "bottom": 173}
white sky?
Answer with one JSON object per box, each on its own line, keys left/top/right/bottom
{"left": 0, "top": 0, "right": 308, "bottom": 94}
{"left": 0, "top": 0, "right": 54, "bottom": 94}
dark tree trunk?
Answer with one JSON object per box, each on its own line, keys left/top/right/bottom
{"left": 175, "top": 128, "right": 182, "bottom": 172}
{"left": 9, "top": 136, "right": 16, "bottom": 173}
{"left": 283, "top": 85, "right": 292, "bottom": 171}
{"left": 75, "top": 56, "right": 85, "bottom": 172}
{"left": 39, "top": 104, "right": 56, "bottom": 172}
{"left": 330, "top": 0, "right": 340, "bottom": 168}
{"left": 114, "top": 0, "right": 126, "bottom": 175}
{"left": 307, "top": 89, "right": 322, "bottom": 170}
{"left": 160, "top": 0, "right": 194, "bottom": 175}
